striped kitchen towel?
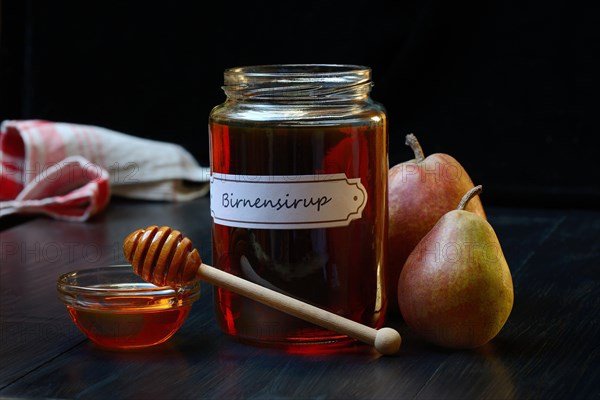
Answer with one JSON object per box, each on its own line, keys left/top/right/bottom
{"left": 0, "top": 120, "right": 210, "bottom": 221}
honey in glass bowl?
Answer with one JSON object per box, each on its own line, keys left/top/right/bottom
{"left": 57, "top": 265, "right": 200, "bottom": 349}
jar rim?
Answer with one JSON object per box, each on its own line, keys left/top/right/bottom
{"left": 222, "top": 64, "right": 373, "bottom": 100}
{"left": 225, "top": 64, "right": 371, "bottom": 77}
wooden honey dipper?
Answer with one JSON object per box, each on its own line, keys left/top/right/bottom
{"left": 123, "top": 225, "right": 401, "bottom": 355}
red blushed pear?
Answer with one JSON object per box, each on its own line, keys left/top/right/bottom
{"left": 386, "top": 134, "right": 486, "bottom": 314}
{"left": 398, "top": 186, "right": 514, "bottom": 349}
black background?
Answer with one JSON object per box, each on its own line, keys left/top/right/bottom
{"left": 1, "top": 0, "right": 599, "bottom": 208}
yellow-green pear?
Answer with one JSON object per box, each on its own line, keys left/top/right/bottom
{"left": 397, "top": 186, "right": 513, "bottom": 349}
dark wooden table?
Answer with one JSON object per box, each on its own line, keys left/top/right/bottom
{"left": 1, "top": 197, "right": 599, "bottom": 399}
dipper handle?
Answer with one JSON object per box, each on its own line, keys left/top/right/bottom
{"left": 197, "top": 262, "right": 401, "bottom": 355}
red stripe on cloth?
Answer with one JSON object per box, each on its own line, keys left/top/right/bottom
{"left": 0, "top": 177, "right": 23, "bottom": 200}
{"left": 0, "top": 126, "right": 26, "bottom": 199}
{"left": 0, "top": 126, "right": 26, "bottom": 158}
{"left": 94, "top": 176, "right": 111, "bottom": 212}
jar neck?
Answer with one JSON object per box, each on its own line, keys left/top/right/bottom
{"left": 222, "top": 64, "right": 373, "bottom": 103}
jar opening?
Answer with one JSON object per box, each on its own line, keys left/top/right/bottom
{"left": 222, "top": 64, "right": 373, "bottom": 101}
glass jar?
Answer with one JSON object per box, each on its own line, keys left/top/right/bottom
{"left": 208, "top": 64, "right": 388, "bottom": 349}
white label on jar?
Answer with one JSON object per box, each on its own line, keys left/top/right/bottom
{"left": 210, "top": 173, "right": 367, "bottom": 229}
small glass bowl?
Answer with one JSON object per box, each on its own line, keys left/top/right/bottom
{"left": 57, "top": 265, "right": 200, "bottom": 349}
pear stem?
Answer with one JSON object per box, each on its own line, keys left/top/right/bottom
{"left": 405, "top": 133, "right": 425, "bottom": 162}
{"left": 457, "top": 185, "right": 483, "bottom": 210}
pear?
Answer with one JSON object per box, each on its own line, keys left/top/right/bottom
{"left": 387, "top": 134, "right": 486, "bottom": 314}
{"left": 397, "top": 186, "right": 513, "bottom": 349}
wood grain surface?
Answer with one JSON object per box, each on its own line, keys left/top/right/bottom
{"left": 1, "top": 197, "right": 598, "bottom": 399}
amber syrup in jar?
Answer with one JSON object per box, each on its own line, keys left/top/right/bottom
{"left": 209, "top": 65, "right": 388, "bottom": 349}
